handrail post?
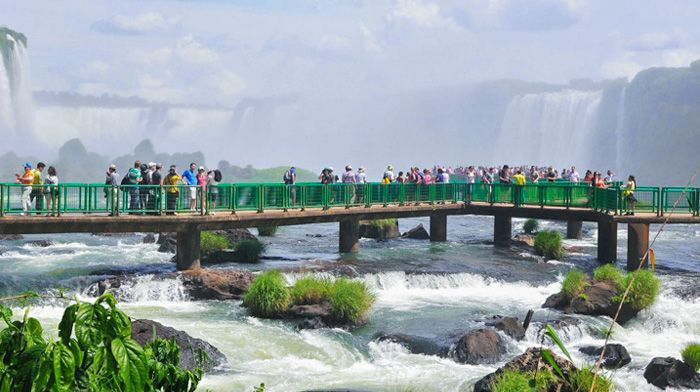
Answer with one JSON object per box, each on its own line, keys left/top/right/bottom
{"left": 0, "top": 184, "right": 4, "bottom": 217}
{"left": 231, "top": 184, "right": 237, "bottom": 215}
{"left": 257, "top": 185, "right": 264, "bottom": 213}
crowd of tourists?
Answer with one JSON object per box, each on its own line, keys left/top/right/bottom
{"left": 13, "top": 161, "right": 638, "bottom": 216}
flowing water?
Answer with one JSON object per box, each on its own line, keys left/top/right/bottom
{"left": 1, "top": 216, "right": 698, "bottom": 391}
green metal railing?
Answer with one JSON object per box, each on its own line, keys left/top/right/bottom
{"left": 0, "top": 182, "right": 697, "bottom": 217}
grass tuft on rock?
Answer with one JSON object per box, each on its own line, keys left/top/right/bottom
{"left": 235, "top": 240, "right": 265, "bottom": 262}
{"left": 593, "top": 264, "right": 624, "bottom": 285}
{"left": 291, "top": 276, "right": 333, "bottom": 305}
{"left": 329, "top": 278, "right": 374, "bottom": 324}
{"left": 618, "top": 269, "right": 661, "bottom": 311}
{"left": 257, "top": 225, "right": 278, "bottom": 237}
{"left": 523, "top": 219, "right": 539, "bottom": 234}
{"left": 243, "top": 270, "right": 291, "bottom": 317}
{"left": 568, "top": 367, "right": 613, "bottom": 392}
{"left": 200, "top": 231, "right": 230, "bottom": 257}
{"left": 534, "top": 230, "right": 564, "bottom": 260}
{"left": 682, "top": 343, "right": 700, "bottom": 372}
{"left": 561, "top": 269, "right": 588, "bottom": 299}
{"left": 491, "top": 369, "right": 554, "bottom": 392}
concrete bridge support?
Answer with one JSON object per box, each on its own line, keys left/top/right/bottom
{"left": 339, "top": 218, "right": 360, "bottom": 253}
{"left": 430, "top": 213, "right": 447, "bottom": 242}
{"left": 597, "top": 220, "right": 618, "bottom": 263}
{"left": 627, "top": 223, "right": 650, "bottom": 271}
{"left": 176, "top": 227, "right": 201, "bottom": 271}
{"left": 566, "top": 220, "right": 583, "bottom": 240}
{"left": 494, "top": 215, "right": 512, "bottom": 247}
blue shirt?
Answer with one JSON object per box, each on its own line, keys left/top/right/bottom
{"left": 181, "top": 169, "right": 197, "bottom": 185}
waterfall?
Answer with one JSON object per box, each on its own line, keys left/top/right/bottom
{"left": 0, "top": 31, "right": 33, "bottom": 141}
{"left": 496, "top": 89, "right": 602, "bottom": 168}
{"left": 614, "top": 86, "right": 628, "bottom": 174}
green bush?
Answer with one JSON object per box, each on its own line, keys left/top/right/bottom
{"left": 491, "top": 369, "right": 554, "bottom": 392}
{"left": 291, "top": 276, "right": 333, "bottom": 305}
{"left": 568, "top": 367, "right": 613, "bottom": 392}
{"left": 523, "top": 219, "right": 539, "bottom": 234}
{"left": 200, "top": 231, "right": 230, "bottom": 256}
{"left": 366, "top": 219, "right": 397, "bottom": 228}
{"left": 329, "top": 278, "right": 374, "bottom": 323}
{"left": 257, "top": 226, "right": 278, "bottom": 237}
{"left": 235, "top": 239, "right": 265, "bottom": 262}
{"left": 534, "top": 230, "right": 564, "bottom": 260}
{"left": 681, "top": 343, "right": 700, "bottom": 371}
{"left": 561, "top": 269, "right": 588, "bottom": 299}
{"left": 244, "top": 270, "right": 291, "bottom": 317}
{"left": 593, "top": 264, "right": 624, "bottom": 285}
{"left": 619, "top": 269, "right": 661, "bottom": 311}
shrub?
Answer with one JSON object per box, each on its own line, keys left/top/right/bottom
{"left": 561, "top": 269, "right": 588, "bottom": 299}
{"left": 682, "top": 343, "right": 700, "bottom": 372}
{"left": 200, "top": 231, "right": 230, "bottom": 256}
{"left": 257, "top": 225, "right": 278, "bottom": 237}
{"left": 534, "top": 230, "right": 564, "bottom": 260}
{"left": 291, "top": 276, "right": 333, "bottom": 305}
{"left": 618, "top": 269, "right": 661, "bottom": 311}
{"left": 491, "top": 369, "right": 554, "bottom": 392}
{"left": 329, "top": 278, "right": 374, "bottom": 323}
{"left": 235, "top": 239, "right": 265, "bottom": 262}
{"left": 366, "top": 219, "right": 397, "bottom": 228}
{"left": 244, "top": 270, "right": 291, "bottom": 317}
{"left": 568, "top": 367, "right": 613, "bottom": 392}
{"left": 523, "top": 219, "right": 539, "bottom": 234}
{"left": 593, "top": 264, "right": 624, "bottom": 285}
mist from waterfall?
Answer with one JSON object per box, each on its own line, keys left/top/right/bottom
{"left": 0, "top": 33, "right": 33, "bottom": 143}
{"left": 496, "top": 89, "right": 602, "bottom": 169}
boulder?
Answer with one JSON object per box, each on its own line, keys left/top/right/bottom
{"left": 512, "top": 234, "right": 535, "bottom": 247}
{"left": 359, "top": 220, "right": 400, "bottom": 240}
{"left": 216, "top": 228, "right": 257, "bottom": 244}
{"left": 579, "top": 344, "right": 631, "bottom": 369}
{"left": 26, "top": 240, "right": 54, "bottom": 247}
{"left": 402, "top": 224, "right": 430, "bottom": 240}
{"left": 486, "top": 316, "right": 526, "bottom": 341}
{"left": 178, "top": 269, "right": 254, "bottom": 300}
{"left": 157, "top": 233, "right": 177, "bottom": 253}
{"left": 453, "top": 328, "right": 505, "bottom": 365}
{"left": 142, "top": 233, "right": 157, "bottom": 243}
{"left": 644, "top": 357, "right": 700, "bottom": 390}
{"left": 203, "top": 250, "right": 260, "bottom": 264}
{"left": 131, "top": 319, "right": 227, "bottom": 372}
{"left": 473, "top": 347, "right": 576, "bottom": 392}
{"left": 285, "top": 301, "right": 367, "bottom": 330}
{"left": 542, "top": 280, "right": 639, "bottom": 324}
{"left": 0, "top": 234, "right": 23, "bottom": 241}
{"left": 374, "top": 333, "right": 447, "bottom": 356}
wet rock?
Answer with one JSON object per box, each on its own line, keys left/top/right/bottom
{"left": 579, "top": 344, "right": 631, "bottom": 369}
{"left": 202, "top": 249, "right": 262, "bottom": 264}
{"left": 453, "top": 328, "right": 505, "bottom": 365}
{"left": 178, "top": 269, "right": 254, "bottom": 300}
{"left": 473, "top": 347, "right": 576, "bottom": 392}
{"left": 359, "top": 220, "right": 400, "bottom": 240}
{"left": 644, "top": 357, "right": 700, "bottom": 390}
{"left": 216, "top": 228, "right": 257, "bottom": 244}
{"left": 512, "top": 234, "right": 535, "bottom": 247}
{"left": 305, "top": 234, "right": 325, "bottom": 238}
{"left": 402, "top": 224, "right": 430, "bottom": 240}
{"left": 297, "top": 317, "right": 327, "bottom": 330}
{"left": 26, "top": 240, "right": 54, "bottom": 247}
{"left": 542, "top": 280, "right": 639, "bottom": 324}
{"left": 286, "top": 301, "right": 366, "bottom": 330}
{"left": 131, "top": 319, "right": 227, "bottom": 372}
{"left": 142, "top": 233, "right": 157, "bottom": 243}
{"left": 0, "top": 234, "right": 23, "bottom": 241}
{"left": 374, "top": 333, "right": 447, "bottom": 356}
{"left": 157, "top": 233, "right": 177, "bottom": 253}
{"left": 486, "top": 316, "right": 526, "bottom": 341}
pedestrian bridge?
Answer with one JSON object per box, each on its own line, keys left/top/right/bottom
{"left": 1, "top": 182, "right": 698, "bottom": 271}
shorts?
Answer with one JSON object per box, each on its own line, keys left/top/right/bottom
{"left": 209, "top": 192, "right": 218, "bottom": 202}
{"left": 190, "top": 187, "right": 198, "bottom": 200}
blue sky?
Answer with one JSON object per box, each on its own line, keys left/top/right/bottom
{"left": 3, "top": 0, "right": 700, "bottom": 106}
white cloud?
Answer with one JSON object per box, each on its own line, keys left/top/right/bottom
{"left": 601, "top": 47, "right": 700, "bottom": 80}
{"left": 360, "top": 23, "right": 382, "bottom": 53}
{"left": 79, "top": 61, "right": 111, "bottom": 79}
{"left": 626, "top": 29, "right": 690, "bottom": 52}
{"left": 387, "top": 0, "right": 461, "bottom": 31}
{"left": 134, "top": 47, "right": 173, "bottom": 66}
{"left": 91, "top": 12, "right": 181, "bottom": 35}
{"left": 176, "top": 35, "right": 220, "bottom": 65}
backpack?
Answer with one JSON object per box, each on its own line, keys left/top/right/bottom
{"left": 283, "top": 170, "right": 292, "bottom": 184}
{"left": 214, "top": 169, "right": 222, "bottom": 182}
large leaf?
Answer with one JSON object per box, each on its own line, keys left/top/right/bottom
{"left": 75, "top": 303, "right": 105, "bottom": 348}
{"left": 31, "top": 344, "right": 54, "bottom": 392}
{"left": 53, "top": 342, "right": 76, "bottom": 391}
{"left": 58, "top": 304, "right": 78, "bottom": 344}
{"left": 111, "top": 337, "right": 147, "bottom": 392}
{"left": 544, "top": 324, "right": 573, "bottom": 362}
{"left": 23, "top": 317, "right": 45, "bottom": 346}
{"left": 541, "top": 348, "right": 565, "bottom": 380}
{"left": 108, "top": 308, "right": 132, "bottom": 338}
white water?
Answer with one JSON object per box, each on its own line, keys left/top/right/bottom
{"left": 497, "top": 89, "right": 602, "bottom": 168}
{"left": 0, "top": 34, "right": 33, "bottom": 140}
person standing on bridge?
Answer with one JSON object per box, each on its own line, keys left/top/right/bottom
{"left": 569, "top": 166, "right": 580, "bottom": 183}
{"left": 181, "top": 163, "right": 199, "bottom": 212}
{"left": 604, "top": 170, "right": 615, "bottom": 183}
{"left": 165, "top": 165, "right": 182, "bottom": 215}
{"left": 30, "top": 162, "right": 45, "bottom": 214}
{"left": 15, "top": 163, "right": 34, "bottom": 216}
{"left": 623, "top": 175, "right": 637, "bottom": 215}
{"left": 43, "top": 166, "right": 59, "bottom": 216}
{"left": 127, "top": 161, "right": 143, "bottom": 214}
{"left": 104, "top": 164, "right": 120, "bottom": 216}
{"left": 383, "top": 165, "right": 395, "bottom": 183}
{"left": 512, "top": 169, "right": 526, "bottom": 206}
{"left": 499, "top": 165, "right": 511, "bottom": 184}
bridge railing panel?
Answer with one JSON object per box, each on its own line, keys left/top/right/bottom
{"left": 622, "top": 186, "right": 659, "bottom": 215}
{"left": 661, "top": 187, "right": 696, "bottom": 216}
{"left": 491, "top": 183, "right": 513, "bottom": 204}
{"left": 233, "top": 184, "right": 260, "bottom": 211}
{"left": 1, "top": 183, "right": 52, "bottom": 215}
{"left": 470, "top": 183, "right": 491, "bottom": 203}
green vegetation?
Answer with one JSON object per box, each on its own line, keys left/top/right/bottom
{"left": 534, "top": 230, "right": 564, "bottom": 260}
{"left": 235, "top": 239, "right": 265, "bottom": 262}
{"left": 243, "top": 270, "right": 291, "bottom": 317}
{"left": 522, "top": 218, "right": 539, "bottom": 234}
{"left": 291, "top": 276, "right": 333, "bottom": 305}
{"left": 365, "top": 219, "right": 398, "bottom": 228}
{"left": 329, "top": 278, "right": 375, "bottom": 324}
{"left": 568, "top": 366, "right": 613, "bottom": 392}
{"left": 252, "top": 383, "right": 266, "bottom": 392}
{"left": 617, "top": 269, "right": 661, "bottom": 311}
{"left": 681, "top": 343, "right": 700, "bottom": 372}
{"left": 593, "top": 264, "right": 624, "bottom": 285}
{"left": 561, "top": 269, "right": 588, "bottom": 299}
{"left": 0, "top": 293, "right": 202, "bottom": 391}
{"left": 491, "top": 369, "right": 554, "bottom": 392}
{"left": 200, "top": 231, "right": 230, "bottom": 257}
{"left": 257, "top": 225, "right": 278, "bottom": 237}
{"left": 217, "top": 162, "right": 317, "bottom": 183}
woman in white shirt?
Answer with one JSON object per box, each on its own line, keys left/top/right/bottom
{"left": 44, "top": 166, "right": 59, "bottom": 216}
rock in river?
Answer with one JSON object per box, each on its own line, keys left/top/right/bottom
{"left": 452, "top": 328, "right": 505, "bottom": 365}
{"left": 644, "top": 357, "right": 700, "bottom": 390}
{"left": 579, "top": 344, "right": 631, "bottom": 369}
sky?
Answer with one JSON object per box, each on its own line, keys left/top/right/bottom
{"left": 3, "top": 0, "right": 700, "bottom": 107}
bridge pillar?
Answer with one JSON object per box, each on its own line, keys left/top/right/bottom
{"left": 597, "top": 220, "right": 618, "bottom": 263}
{"left": 566, "top": 220, "right": 583, "bottom": 240}
{"left": 430, "top": 213, "right": 447, "bottom": 242}
{"left": 627, "top": 223, "right": 650, "bottom": 271}
{"left": 494, "top": 215, "right": 512, "bottom": 247}
{"left": 339, "top": 218, "right": 360, "bottom": 253}
{"left": 176, "top": 228, "right": 201, "bottom": 271}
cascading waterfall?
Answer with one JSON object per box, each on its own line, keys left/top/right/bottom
{"left": 0, "top": 29, "right": 33, "bottom": 140}
{"left": 496, "top": 89, "right": 602, "bottom": 168}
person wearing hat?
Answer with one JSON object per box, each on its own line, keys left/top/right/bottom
{"left": 15, "top": 163, "right": 34, "bottom": 215}
{"left": 383, "top": 165, "right": 395, "bottom": 183}
{"left": 342, "top": 165, "right": 356, "bottom": 184}
{"left": 104, "top": 164, "right": 120, "bottom": 216}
